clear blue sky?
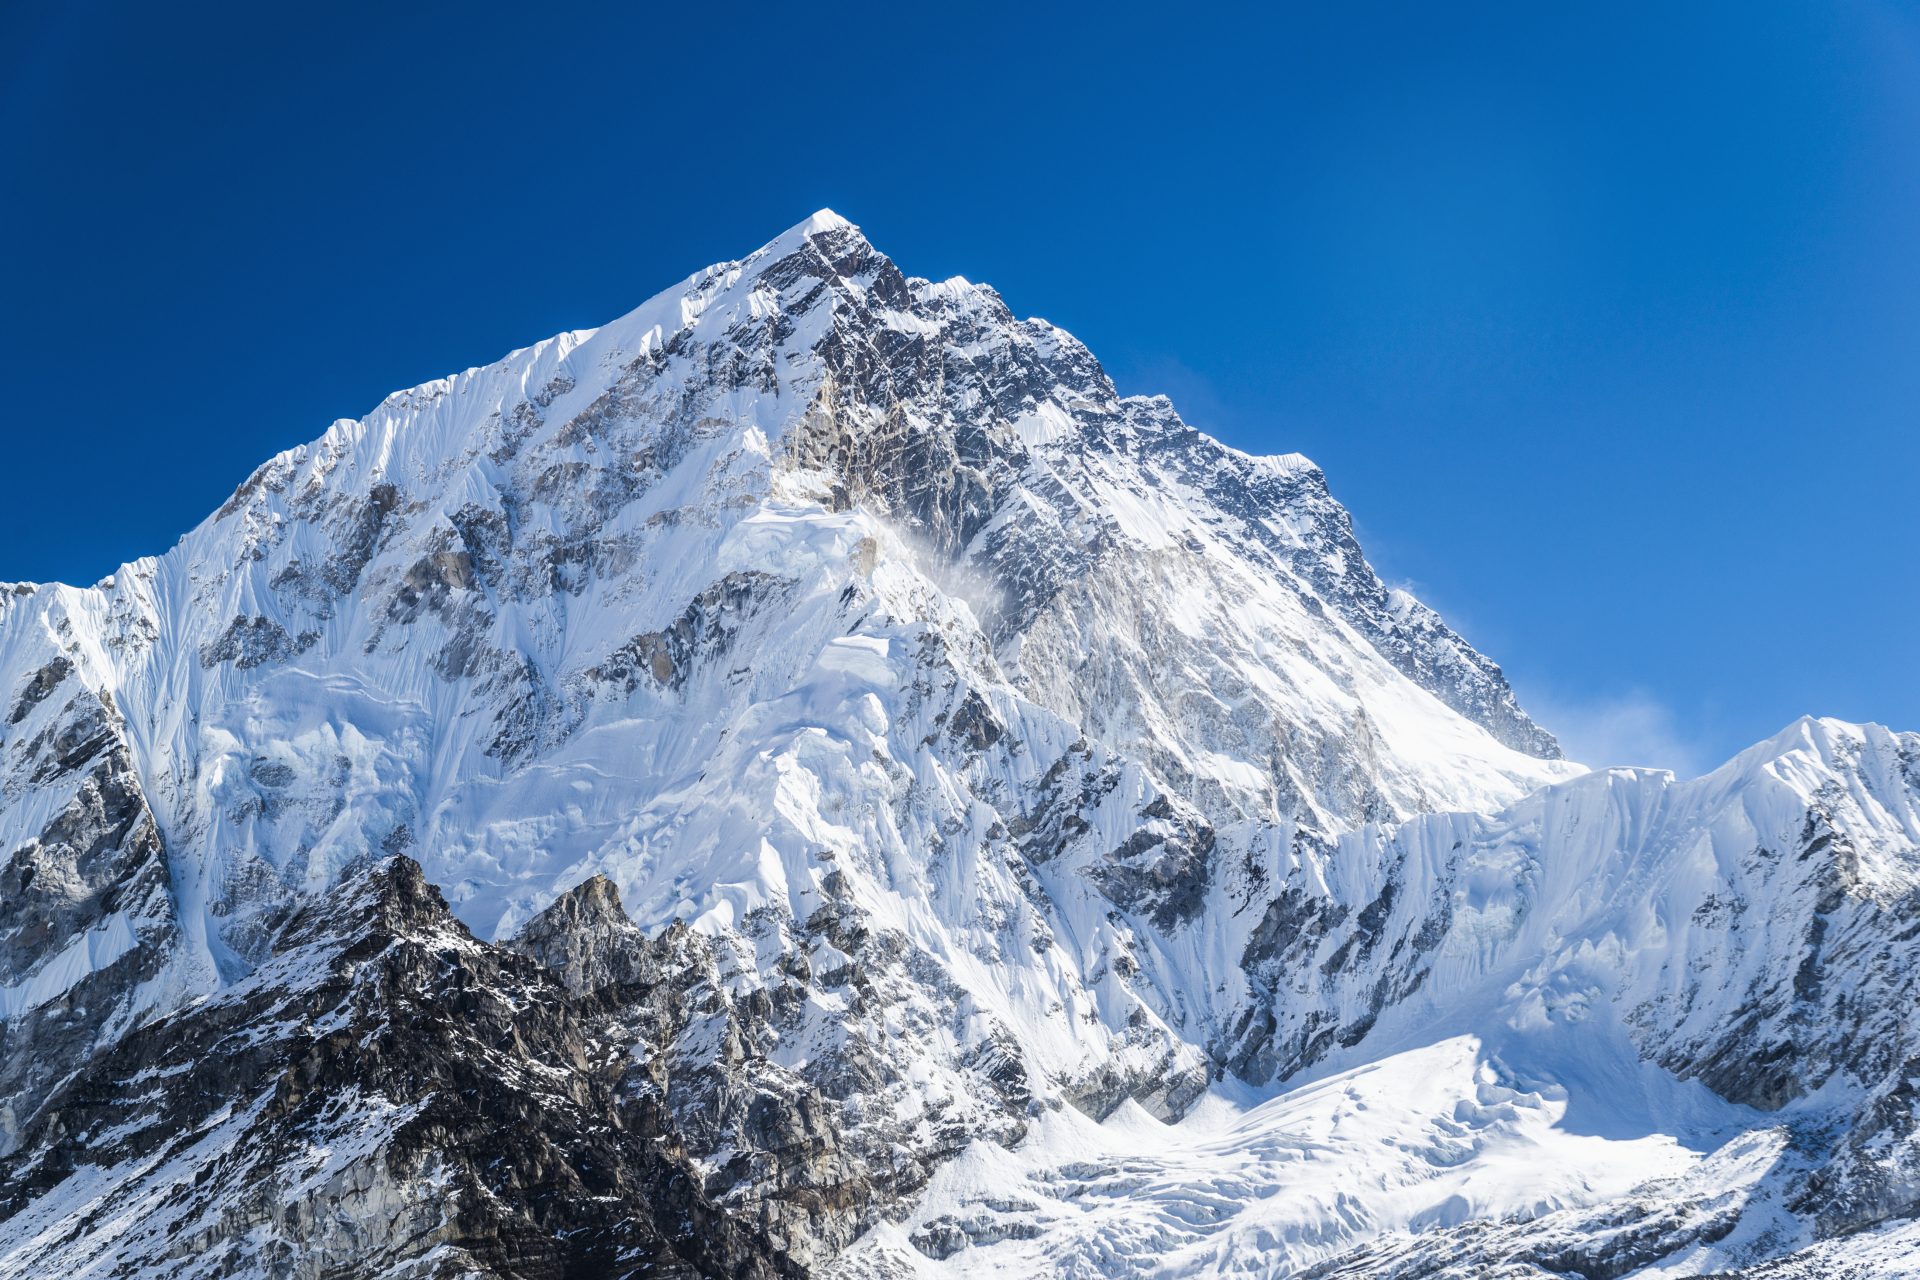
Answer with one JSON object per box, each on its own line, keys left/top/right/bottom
{"left": 3, "top": 2, "right": 1916, "bottom": 772}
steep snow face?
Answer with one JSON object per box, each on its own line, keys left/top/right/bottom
{"left": 1230, "top": 717, "right": 1920, "bottom": 1257}
{"left": 963, "top": 395, "right": 1566, "bottom": 829}
{"left": 831, "top": 717, "right": 1920, "bottom": 1279}
{"left": 1235, "top": 717, "right": 1920, "bottom": 1099}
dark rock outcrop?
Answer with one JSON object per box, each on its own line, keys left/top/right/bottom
{"left": 0, "top": 857, "right": 798, "bottom": 1280}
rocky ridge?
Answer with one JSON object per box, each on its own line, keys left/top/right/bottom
{"left": 0, "top": 855, "right": 795, "bottom": 1278}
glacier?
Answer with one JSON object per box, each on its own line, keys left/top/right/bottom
{"left": 0, "top": 211, "right": 1916, "bottom": 1278}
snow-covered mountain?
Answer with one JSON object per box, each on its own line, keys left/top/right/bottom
{"left": 837, "top": 716, "right": 1920, "bottom": 1277}
{"left": 1, "top": 213, "right": 1915, "bottom": 1279}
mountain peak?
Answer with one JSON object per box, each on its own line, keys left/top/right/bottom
{"left": 511, "top": 872, "right": 651, "bottom": 995}
{"left": 796, "top": 206, "right": 854, "bottom": 235}
{"left": 745, "top": 206, "right": 872, "bottom": 271}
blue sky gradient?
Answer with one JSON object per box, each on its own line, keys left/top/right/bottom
{"left": 3, "top": 1, "right": 1915, "bottom": 771}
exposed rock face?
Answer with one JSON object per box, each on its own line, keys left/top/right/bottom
{"left": 0, "top": 658, "right": 185, "bottom": 1158}
{"left": 1, "top": 213, "right": 1917, "bottom": 1278}
{"left": 0, "top": 856, "right": 797, "bottom": 1279}
{"left": 506, "top": 875, "right": 1024, "bottom": 1267}
{"left": 511, "top": 872, "right": 656, "bottom": 993}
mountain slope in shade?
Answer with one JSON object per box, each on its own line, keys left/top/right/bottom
{"left": 1, "top": 214, "right": 1916, "bottom": 1279}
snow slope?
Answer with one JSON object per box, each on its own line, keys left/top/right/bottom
{"left": 832, "top": 1034, "right": 1744, "bottom": 1279}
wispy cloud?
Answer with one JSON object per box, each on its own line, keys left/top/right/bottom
{"left": 1529, "top": 688, "right": 1711, "bottom": 778}
{"left": 1110, "top": 355, "right": 1235, "bottom": 432}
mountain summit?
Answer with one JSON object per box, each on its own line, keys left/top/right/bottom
{"left": 1, "top": 216, "right": 1916, "bottom": 1279}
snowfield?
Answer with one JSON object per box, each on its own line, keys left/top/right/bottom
{"left": 837, "top": 1034, "right": 1731, "bottom": 1278}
